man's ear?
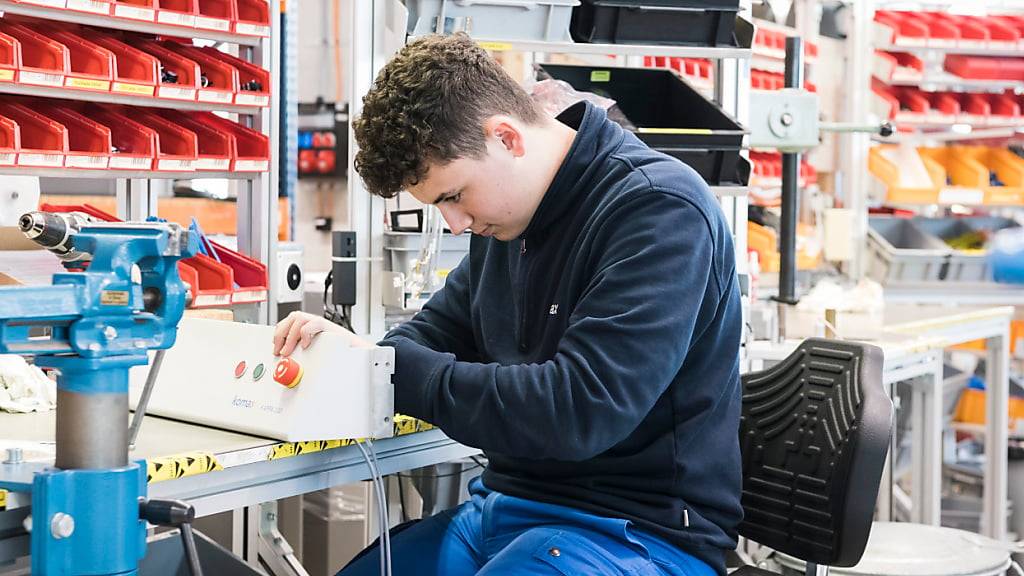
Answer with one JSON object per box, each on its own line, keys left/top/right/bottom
{"left": 486, "top": 116, "right": 526, "bottom": 158}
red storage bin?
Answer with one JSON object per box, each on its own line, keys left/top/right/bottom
{"left": 871, "top": 78, "right": 900, "bottom": 119}
{"left": 127, "top": 38, "right": 200, "bottom": 100}
{"left": 989, "top": 93, "right": 1020, "bottom": 120}
{"left": 180, "top": 254, "right": 234, "bottom": 308}
{"left": 0, "top": 22, "right": 69, "bottom": 87}
{"left": 875, "top": 11, "right": 929, "bottom": 46}
{"left": 80, "top": 31, "right": 159, "bottom": 97}
{"left": 0, "top": 101, "right": 67, "bottom": 167}
{"left": 66, "top": 0, "right": 112, "bottom": 14}
{"left": 112, "top": 0, "right": 156, "bottom": 21}
{"left": 85, "top": 105, "right": 157, "bottom": 170}
{"left": 128, "top": 107, "right": 198, "bottom": 171}
{"left": 928, "top": 92, "right": 961, "bottom": 117}
{"left": 160, "top": 41, "right": 238, "bottom": 104}
{"left": 157, "top": 109, "right": 231, "bottom": 170}
{"left": 992, "top": 16, "right": 1024, "bottom": 49}
{"left": 981, "top": 16, "right": 1020, "bottom": 49}
{"left": 934, "top": 13, "right": 988, "bottom": 48}
{"left": 44, "top": 28, "right": 115, "bottom": 92}
{"left": 916, "top": 12, "right": 960, "bottom": 46}
{"left": 196, "top": 0, "right": 236, "bottom": 31}
{"left": 196, "top": 112, "right": 268, "bottom": 171}
{"left": 959, "top": 93, "right": 992, "bottom": 124}
{"left": 899, "top": 88, "right": 931, "bottom": 113}
{"left": 0, "top": 113, "right": 19, "bottom": 166}
{"left": 946, "top": 55, "right": 1024, "bottom": 81}
{"left": 38, "top": 104, "right": 111, "bottom": 169}
{"left": 235, "top": 0, "right": 270, "bottom": 36}
{"left": 39, "top": 202, "right": 118, "bottom": 222}
{"left": 0, "top": 31, "right": 21, "bottom": 84}
{"left": 200, "top": 47, "right": 268, "bottom": 106}
{"left": 157, "top": 0, "right": 198, "bottom": 27}
{"left": 207, "top": 240, "right": 267, "bottom": 303}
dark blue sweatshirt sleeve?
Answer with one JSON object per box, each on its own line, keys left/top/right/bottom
{"left": 383, "top": 193, "right": 721, "bottom": 461}
{"left": 383, "top": 256, "right": 479, "bottom": 361}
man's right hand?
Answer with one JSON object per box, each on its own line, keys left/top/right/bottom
{"left": 273, "top": 311, "right": 371, "bottom": 357}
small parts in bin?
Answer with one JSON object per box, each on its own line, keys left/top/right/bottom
{"left": 240, "top": 79, "right": 262, "bottom": 92}
{"left": 160, "top": 64, "right": 179, "bottom": 84}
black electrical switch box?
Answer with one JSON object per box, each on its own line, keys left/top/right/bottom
{"left": 332, "top": 231, "right": 356, "bottom": 306}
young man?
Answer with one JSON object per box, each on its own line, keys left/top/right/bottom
{"left": 274, "top": 34, "right": 743, "bottom": 576}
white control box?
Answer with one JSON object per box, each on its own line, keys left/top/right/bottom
{"left": 129, "top": 318, "right": 395, "bottom": 442}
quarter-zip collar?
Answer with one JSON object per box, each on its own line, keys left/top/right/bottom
{"left": 519, "top": 101, "right": 622, "bottom": 244}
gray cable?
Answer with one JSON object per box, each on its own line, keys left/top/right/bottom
{"left": 129, "top": 349, "right": 166, "bottom": 449}
{"left": 366, "top": 440, "right": 392, "bottom": 576}
{"left": 356, "top": 440, "right": 390, "bottom": 576}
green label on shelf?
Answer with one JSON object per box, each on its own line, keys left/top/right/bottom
{"left": 590, "top": 70, "right": 611, "bottom": 83}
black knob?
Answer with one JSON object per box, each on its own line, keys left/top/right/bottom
{"left": 140, "top": 498, "right": 195, "bottom": 527}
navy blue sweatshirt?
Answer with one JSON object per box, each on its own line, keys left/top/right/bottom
{"left": 382, "top": 101, "right": 743, "bottom": 573}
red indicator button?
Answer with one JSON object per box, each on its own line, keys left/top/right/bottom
{"left": 234, "top": 361, "right": 247, "bottom": 379}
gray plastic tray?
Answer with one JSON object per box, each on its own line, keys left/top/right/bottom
{"left": 866, "top": 217, "right": 951, "bottom": 284}
{"left": 384, "top": 231, "right": 470, "bottom": 278}
{"left": 913, "top": 217, "right": 1020, "bottom": 282}
{"left": 406, "top": 0, "right": 579, "bottom": 41}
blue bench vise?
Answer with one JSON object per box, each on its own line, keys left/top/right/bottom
{"left": 0, "top": 211, "right": 197, "bottom": 575}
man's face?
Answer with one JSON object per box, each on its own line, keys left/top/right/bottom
{"left": 406, "top": 122, "right": 535, "bottom": 242}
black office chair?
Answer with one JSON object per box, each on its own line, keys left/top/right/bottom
{"left": 734, "top": 338, "right": 894, "bottom": 575}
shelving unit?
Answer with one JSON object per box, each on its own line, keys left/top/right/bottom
{"left": 0, "top": 0, "right": 280, "bottom": 323}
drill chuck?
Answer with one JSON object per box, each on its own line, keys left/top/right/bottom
{"left": 19, "top": 211, "right": 94, "bottom": 263}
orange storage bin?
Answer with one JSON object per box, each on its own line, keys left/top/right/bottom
{"left": 129, "top": 108, "right": 198, "bottom": 171}
{"left": 0, "top": 101, "right": 67, "bottom": 167}
{"left": 157, "top": 0, "right": 197, "bottom": 26}
{"left": 196, "top": 0, "right": 236, "bottom": 31}
{"left": 0, "top": 22, "right": 69, "bottom": 87}
{"left": 0, "top": 112, "right": 19, "bottom": 166}
{"left": 179, "top": 254, "right": 234, "bottom": 308}
{"left": 38, "top": 104, "right": 111, "bottom": 169}
{"left": 235, "top": 0, "right": 270, "bottom": 36}
{"left": 43, "top": 28, "right": 115, "bottom": 92}
{"left": 201, "top": 47, "right": 268, "bottom": 106}
{"left": 160, "top": 41, "right": 238, "bottom": 105}
{"left": 196, "top": 111, "right": 268, "bottom": 171}
{"left": 0, "top": 31, "right": 20, "bottom": 84}
{"left": 80, "top": 31, "right": 159, "bottom": 97}
{"left": 954, "top": 387, "right": 1024, "bottom": 427}
{"left": 158, "top": 109, "right": 231, "bottom": 171}
{"left": 112, "top": 0, "right": 156, "bottom": 21}
{"left": 66, "top": 0, "right": 112, "bottom": 14}
{"left": 86, "top": 105, "right": 157, "bottom": 170}
{"left": 127, "top": 38, "right": 200, "bottom": 101}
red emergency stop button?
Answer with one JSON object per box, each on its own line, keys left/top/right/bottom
{"left": 274, "top": 358, "right": 303, "bottom": 388}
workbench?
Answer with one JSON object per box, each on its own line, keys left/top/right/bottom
{"left": 0, "top": 412, "right": 478, "bottom": 565}
{"left": 748, "top": 305, "right": 1013, "bottom": 540}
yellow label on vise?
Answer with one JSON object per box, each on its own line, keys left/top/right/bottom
{"left": 100, "top": 290, "right": 129, "bottom": 306}
{"left": 637, "top": 127, "right": 714, "bottom": 135}
{"left": 0, "top": 490, "right": 7, "bottom": 510}
{"left": 590, "top": 70, "right": 611, "bottom": 82}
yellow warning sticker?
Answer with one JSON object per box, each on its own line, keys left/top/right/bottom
{"left": 66, "top": 78, "right": 110, "bottom": 91}
{"left": 0, "top": 70, "right": 13, "bottom": 82}
{"left": 477, "top": 41, "right": 513, "bottom": 52}
{"left": 147, "top": 451, "right": 222, "bottom": 483}
{"left": 112, "top": 82, "right": 155, "bottom": 96}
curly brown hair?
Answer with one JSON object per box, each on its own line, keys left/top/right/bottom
{"left": 353, "top": 34, "right": 543, "bottom": 198}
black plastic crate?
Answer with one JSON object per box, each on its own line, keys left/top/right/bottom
{"left": 538, "top": 63, "right": 748, "bottom": 185}
{"left": 571, "top": 0, "right": 740, "bottom": 46}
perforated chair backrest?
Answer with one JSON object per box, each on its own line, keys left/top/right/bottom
{"left": 738, "top": 338, "right": 893, "bottom": 567}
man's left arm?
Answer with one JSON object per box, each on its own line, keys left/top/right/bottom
{"left": 383, "top": 193, "right": 728, "bottom": 460}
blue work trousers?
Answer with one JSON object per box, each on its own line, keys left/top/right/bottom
{"left": 338, "top": 477, "right": 717, "bottom": 576}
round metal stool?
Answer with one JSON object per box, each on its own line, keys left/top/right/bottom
{"left": 774, "top": 522, "right": 1013, "bottom": 576}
